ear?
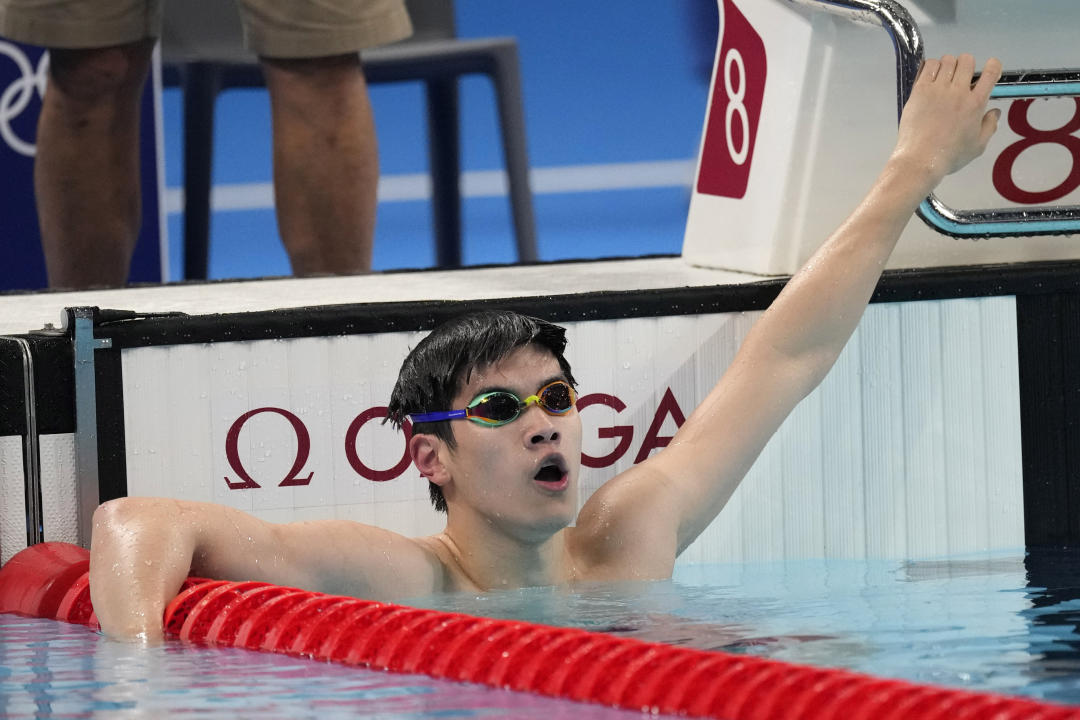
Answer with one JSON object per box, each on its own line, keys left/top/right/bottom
{"left": 409, "top": 433, "right": 450, "bottom": 487}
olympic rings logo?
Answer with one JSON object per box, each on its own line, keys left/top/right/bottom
{"left": 0, "top": 41, "right": 48, "bottom": 157}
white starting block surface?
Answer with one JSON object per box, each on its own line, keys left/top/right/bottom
{"left": 685, "top": 0, "right": 1080, "bottom": 275}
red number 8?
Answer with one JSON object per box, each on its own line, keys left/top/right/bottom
{"left": 992, "top": 98, "right": 1080, "bottom": 204}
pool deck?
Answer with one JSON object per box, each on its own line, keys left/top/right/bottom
{"left": 0, "top": 257, "right": 771, "bottom": 336}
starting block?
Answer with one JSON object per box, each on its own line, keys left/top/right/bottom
{"left": 683, "top": 0, "right": 1080, "bottom": 275}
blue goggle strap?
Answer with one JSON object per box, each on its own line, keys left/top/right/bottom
{"left": 409, "top": 409, "right": 468, "bottom": 423}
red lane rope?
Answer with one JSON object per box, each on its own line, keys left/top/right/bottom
{"left": 1, "top": 542, "right": 1077, "bottom": 720}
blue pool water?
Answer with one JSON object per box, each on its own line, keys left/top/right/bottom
{"left": 414, "top": 550, "right": 1080, "bottom": 704}
{"left": 0, "top": 616, "right": 655, "bottom": 719}
{"left": 3, "top": 550, "right": 1080, "bottom": 717}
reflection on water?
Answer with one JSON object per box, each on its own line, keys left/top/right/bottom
{"left": 4, "top": 549, "right": 1080, "bottom": 716}
{"left": 0, "top": 615, "right": 656, "bottom": 719}
{"left": 1022, "top": 549, "right": 1080, "bottom": 702}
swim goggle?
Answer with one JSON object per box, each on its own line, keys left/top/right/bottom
{"left": 409, "top": 380, "right": 577, "bottom": 427}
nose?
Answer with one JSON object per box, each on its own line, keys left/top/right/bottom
{"left": 522, "top": 406, "right": 560, "bottom": 447}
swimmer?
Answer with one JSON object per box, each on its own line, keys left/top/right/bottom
{"left": 89, "top": 54, "right": 1003, "bottom": 641}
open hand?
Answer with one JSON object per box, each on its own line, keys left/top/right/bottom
{"left": 892, "top": 54, "right": 1002, "bottom": 182}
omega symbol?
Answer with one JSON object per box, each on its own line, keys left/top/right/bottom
{"left": 0, "top": 41, "right": 48, "bottom": 157}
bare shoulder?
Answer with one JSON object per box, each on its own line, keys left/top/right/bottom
{"left": 566, "top": 465, "right": 680, "bottom": 582}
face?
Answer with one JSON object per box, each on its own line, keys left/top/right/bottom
{"left": 436, "top": 344, "right": 582, "bottom": 543}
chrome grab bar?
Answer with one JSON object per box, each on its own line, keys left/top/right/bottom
{"left": 0, "top": 336, "right": 42, "bottom": 546}
{"left": 786, "top": 0, "right": 1080, "bottom": 238}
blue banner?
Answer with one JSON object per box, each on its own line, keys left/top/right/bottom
{"left": 0, "top": 39, "right": 164, "bottom": 291}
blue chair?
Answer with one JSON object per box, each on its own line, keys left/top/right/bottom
{"left": 160, "top": 0, "right": 538, "bottom": 277}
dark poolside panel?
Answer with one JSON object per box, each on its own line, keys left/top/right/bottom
{"left": 0, "top": 339, "right": 26, "bottom": 436}
{"left": 85, "top": 285, "right": 774, "bottom": 349}
{"left": 88, "top": 259, "right": 1080, "bottom": 350}
{"left": 1017, "top": 293, "right": 1080, "bottom": 547}
{"left": 0, "top": 334, "right": 73, "bottom": 437}
{"left": 94, "top": 345, "right": 127, "bottom": 503}
{"left": 29, "top": 334, "right": 75, "bottom": 435}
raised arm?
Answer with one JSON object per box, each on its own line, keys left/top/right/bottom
{"left": 574, "top": 55, "right": 1002, "bottom": 576}
{"left": 88, "top": 497, "right": 442, "bottom": 640}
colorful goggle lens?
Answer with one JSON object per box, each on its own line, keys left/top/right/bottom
{"left": 409, "top": 380, "right": 577, "bottom": 427}
{"left": 466, "top": 380, "right": 576, "bottom": 426}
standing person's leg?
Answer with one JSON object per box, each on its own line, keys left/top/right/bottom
{"left": 240, "top": 0, "right": 411, "bottom": 276}
{"left": 261, "top": 54, "right": 378, "bottom": 275}
{"left": 35, "top": 40, "right": 154, "bottom": 288}
{"left": 1, "top": 0, "right": 162, "bottom": 289}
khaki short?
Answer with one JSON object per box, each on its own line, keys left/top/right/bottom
{"left": 0, "top": 0, "right": 412, "bottom": 58}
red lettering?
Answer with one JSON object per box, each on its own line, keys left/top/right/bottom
{"left": 345, "top": 407, "right": 413, "bottom": 482}
{"left": 225, "top": 407, "right": 313, "bottom": 490}
{"left": 634, "top": 388, "right": 687, "bottom": 464}
{"left": 993, "top": 98, "right": 1080, "bottom": 204}
{"left": 222, "top": 389, "right": 695, "bottom": 488}
{"left": 578, "top": 393, "right": 634, "bottom": 468}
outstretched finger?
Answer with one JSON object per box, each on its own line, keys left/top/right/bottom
{"left": 954, "top": 53, "right": 975, "bottom": 87}
{"left": 917, "top": 57, "right": 940, "bottom": 85}
{"left": 938, "top": 55, "right": 958, "bottom": 83}
{"left": 973, "top": 57, "right": 1003, "bottom": 105}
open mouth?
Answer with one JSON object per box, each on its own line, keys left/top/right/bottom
{"left": 533, "top": 457, "right": 569, "bottom": 491}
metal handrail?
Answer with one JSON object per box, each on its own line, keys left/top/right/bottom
{"left": 787, "top": 0, "right": 1080, "bottom": 238}
{"left": 0, "top": 336, "right": 43, "bottom": 546}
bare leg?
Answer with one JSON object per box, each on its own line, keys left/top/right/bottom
{"left": 35, "top": 41, "right": 153, "bottom": 289}
{"left": 261, "top": 53, "right": 378, "bottom": 275}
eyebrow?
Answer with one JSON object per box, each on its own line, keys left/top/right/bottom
{"left": 473, "top": 375, "right": 566, "bottom": 399}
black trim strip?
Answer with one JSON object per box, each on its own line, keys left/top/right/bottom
{"left": 95, "top": 345, "right": 127, "bottom": 503}
{"left": 1017, "top": 292, "right": 1080, "bottom": 547}
{"left": 0, "top": 339, "right": 26, "bottom": 436}
{"left": 90, "top": 259, "right": 1080, "bottom": 349}
{"left": 29, "top": 334, "right": 75, "bottom": 435}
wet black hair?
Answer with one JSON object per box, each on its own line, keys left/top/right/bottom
{"left": 386, "top": 310, "right": 577, "bottom": 513}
